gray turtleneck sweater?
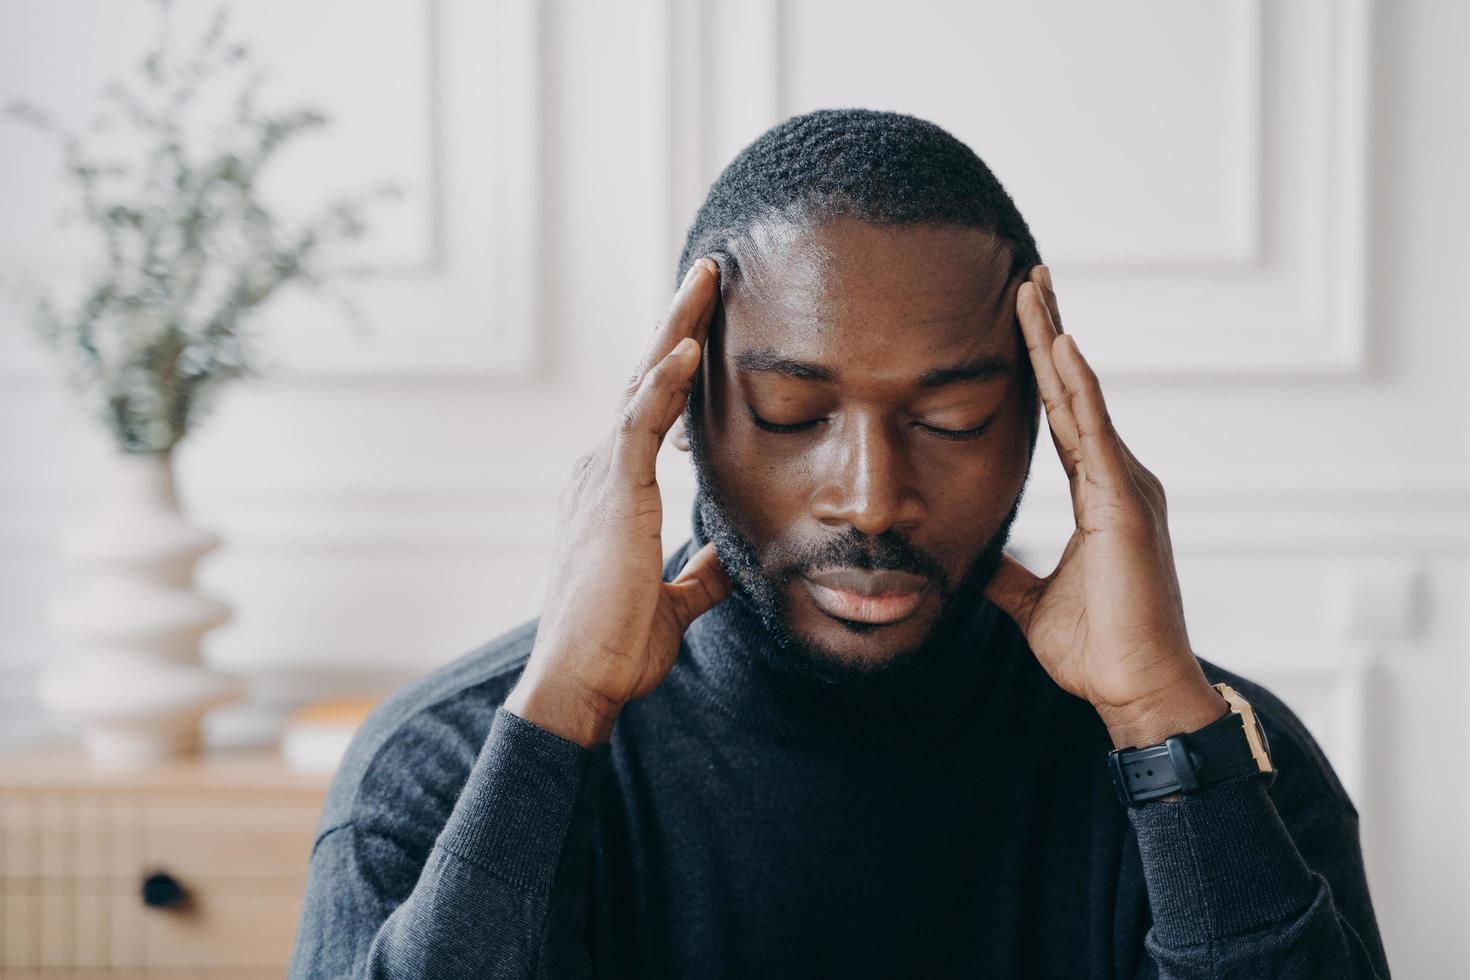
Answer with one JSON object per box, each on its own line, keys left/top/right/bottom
{"left": 287, "top": 508, "right": 1391, "bottom": 979}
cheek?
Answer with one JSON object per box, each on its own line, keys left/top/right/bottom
{"left": 715, "top": 431, "right": 809, "bottom": 530}
{"left": 920, "top": 454, "right": 1011, "bottom": 531}
{"left": 697, "top": 402, "right": 803, "bottom": 537}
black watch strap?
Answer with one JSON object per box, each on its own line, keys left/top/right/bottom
{"left": 1107, "top": 707, "right": 1263, "bottom": 807}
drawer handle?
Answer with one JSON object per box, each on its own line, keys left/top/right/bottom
{"left": 141, "top": 870, "right": 190, "bottom": 910}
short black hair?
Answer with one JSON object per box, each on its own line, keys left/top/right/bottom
{"left": 675, "top": 107, "right": 1043, "bottom": 290}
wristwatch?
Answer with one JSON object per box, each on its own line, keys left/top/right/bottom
{"left": 1106, "top": 681, "right": 1275, "bottom": 808}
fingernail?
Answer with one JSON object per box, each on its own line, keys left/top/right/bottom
{"left": 673, "top": 337, "right": 697, "bottom": 357}
{"left": 1039, "top": 265, "right": 1053, "bottom": 291}
{"left": 682, "top": 264, "right": 701, "bottom": 288}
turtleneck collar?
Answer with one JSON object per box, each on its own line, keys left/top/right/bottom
{"left": 667, "top": 497, "right": 1021, "bottom": 752}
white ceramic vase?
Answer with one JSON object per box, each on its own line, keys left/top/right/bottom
{"left": 38, "top": 448, "right": 243, "bottom": 766}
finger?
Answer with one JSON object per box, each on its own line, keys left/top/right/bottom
{"left": 665, "top": 540, "right": 733, "bottom": 629}
{"left": 623, "top": 258, "right": 720, "bottom": 409}
{"left": 981, "top": 551, "right": 1044, "bottom": 630}
{"left": 1034, "top": 296, "right": 1157, "bottom": 502}
{"left": 613, "top": 337, "right": 702, "bottom": 489}
{"left": 1033, "top": 264, "right": 1065, "bottom": 335}
{"left": 1027, "top": 267, "right": 1080, "bottom": 480}
{"left": 1017, "top": 276, "right": 1082, "bottom": 479}
{"left": 1051, "top": 333, "right": 1132, "bottom": 494}
{"left": 1033, "top": 271, "right": 1161, "bottom": 508}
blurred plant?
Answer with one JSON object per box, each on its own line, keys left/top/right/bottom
{"left": 3, "top": 0, "right": 398, "bottom": 452}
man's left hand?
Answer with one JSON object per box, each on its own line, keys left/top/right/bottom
{"left": 981, "top": 265, "right": 1228, "bottom": 752}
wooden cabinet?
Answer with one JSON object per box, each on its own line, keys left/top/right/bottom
{"left": 0, "top": 745, "right": 331, "bottom": 978}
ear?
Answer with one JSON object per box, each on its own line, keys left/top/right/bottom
{"left": 671, "top": 413, "right": 690, "bottom": 452}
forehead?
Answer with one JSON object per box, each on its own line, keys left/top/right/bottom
{"left": 721, "top": 216, "right": 1019, "bottom": 376}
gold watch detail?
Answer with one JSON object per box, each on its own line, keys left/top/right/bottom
{"left": 1213, "top": 681, "right": 1275, "bottom": 775}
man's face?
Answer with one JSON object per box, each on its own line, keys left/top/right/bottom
{"left": 683, "top": 216, "right": 1039, "bottom": 686}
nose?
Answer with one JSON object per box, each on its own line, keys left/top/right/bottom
{"left": 811, "top": 411, "right": 926, "bottom": 536}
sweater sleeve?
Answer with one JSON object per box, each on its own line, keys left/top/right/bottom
{"left": 287, "top": 705, "right": 611, "bottom": 980}
{"left": 1126, "top": 768, "right": 1391, "bottom": 979}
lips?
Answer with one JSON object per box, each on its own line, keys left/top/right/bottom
{"left": 800, "top": 568, "right": 930, "bottom": 625}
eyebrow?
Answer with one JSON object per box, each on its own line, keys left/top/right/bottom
{"left": 732, "top": 347, "right": 1013, "bottom": 388}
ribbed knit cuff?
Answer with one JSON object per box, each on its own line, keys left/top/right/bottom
{"left": 435, "top": 705, "right": 611, "bottom": 895}
{"left": 1127, "top": 769, "right": 1320, "bottom": 948}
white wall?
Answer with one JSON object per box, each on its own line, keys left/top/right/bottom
{"left": 1, "top": 1, "right": 1465, "bottom": 974}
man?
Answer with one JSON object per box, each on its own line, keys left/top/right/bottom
{"left": 288, "top": 109, "right": 1390, "bottom": 978}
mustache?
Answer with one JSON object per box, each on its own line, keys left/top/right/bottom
{"left": 778, "top": 526, "right": 950, "bottom": 593}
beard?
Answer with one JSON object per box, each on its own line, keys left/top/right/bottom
{"left": 684, "top": 394, "right": 1033, "bottom": 692}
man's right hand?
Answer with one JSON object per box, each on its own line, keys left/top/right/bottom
{"left": 504, "top": 256, "right": 734, "bottom": 747}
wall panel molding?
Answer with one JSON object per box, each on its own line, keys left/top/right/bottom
{"left": 0, "top": 0, "right": 547, "bottom": 382}
{"left": 655, "top": 0, "right": 1370, "bottom": 379}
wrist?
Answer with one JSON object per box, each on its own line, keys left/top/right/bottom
{"left": 504, "top": 671, "right": 622, "bottom": 749}
{"left": 1098, "top": 680, "right": 1229, "bottom": 754}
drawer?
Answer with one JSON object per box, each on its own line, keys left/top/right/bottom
{"left": 1, "top": 786, "right": 325, "bottom": 970}
{"left": 2, "top": 795, "right": 321, "bottom": 880}
{"left": 1, "top": 877, "right": 309, "bottom": 970}
{"left": 144, "top": 803, "right": 320, "bottom": 879}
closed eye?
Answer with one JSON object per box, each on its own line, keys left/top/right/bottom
{"left": 747, "top": 409, "right": 995, "bottom": 441}
{"left": 918, "top": 418, "right": 995, "bottom": 441}
{"left": 748, "top": 413, "right": 823, "bottom": 435}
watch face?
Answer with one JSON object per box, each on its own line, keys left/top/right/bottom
{"left": 1217, "top": 681, "right": 1273, "bottom": 772}
{"left": 1242, "top": 708, "right": 1273, "bottom": 773}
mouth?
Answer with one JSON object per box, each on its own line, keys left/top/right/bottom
{"left": 799, "top": 568, "right": 930, "bottom": 626}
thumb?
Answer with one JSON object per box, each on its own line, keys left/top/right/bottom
{"left": 983, "top": 551, "right": 1043, "bottom": 629}
{"left": 664, "top": 541, "right": 733, "bottom": 631}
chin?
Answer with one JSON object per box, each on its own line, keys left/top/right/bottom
{"left": 780, "top": 581, "right": 943, "bottom": 673}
